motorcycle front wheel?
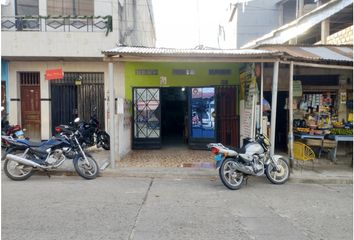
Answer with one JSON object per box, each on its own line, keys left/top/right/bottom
{"left": 73, "top": 153, "right": 99, "bottom": 180}
{"left": 266, "top": 158, "right": 290, "bottom": 184}
{"left": 4, "top": 151, "right": 35, "bottom": 181}
{"left": 219, "top": 158, "right": 244, "bottom": 190}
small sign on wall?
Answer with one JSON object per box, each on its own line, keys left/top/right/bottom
{"left": 45, "top": 68, "right": 63, "bottom": 80}
{"left": 340, "top": 92, "right": 347, "bottom": 104}
{"left": 160, "top": 76, "right": 167, "bottom": 85}
{"left": 293, "top": 80, "right": 303, "bottom": 97}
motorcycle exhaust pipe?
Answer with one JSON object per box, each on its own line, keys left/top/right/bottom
{"left": 6, "top": 154, "right": 43, "bottom": 168}
{"left": 233, "top": 161, "right": 254, "bottom": 175}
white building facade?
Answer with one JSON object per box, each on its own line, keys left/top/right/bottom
{"left": 1, "top": 0, "right": 155, "bottom": 148}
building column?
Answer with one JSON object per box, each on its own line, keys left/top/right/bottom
{"left": 288, "top": 62, "right": 294, "bottom": 168}
{"left": 337, "top": 75, "right": 349, "bottom": 122}
{"left": 40, "top": 68, "right": 51, "bottom": 140}
{"left": 270, "top": 61, "right": 279, "bottom": 155}
{"left": 321, "top": 20, "right": 330, "bottom": 44}
{"left": 8, "top": 63, "right": 20, "bottom": 125}
{"left": 108, "top": 62, "right": 116, "bottom": 168}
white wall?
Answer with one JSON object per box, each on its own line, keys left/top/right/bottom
{"left": 8, "top": 61, "right": 108, "bottom": 137}
{"left": 2, "top": 32, "right": 117, "bottom": 58}
{"left": 1, "top": 0, "right": 119, "bottom": 58}
{"left": 8, "top": 60, "right": 131, "bottom": 156}
{"left": 116, "top": 62, "right": 131, "bottom": 157}
{"left": 118, "top": 0, "right": 156, "bottom": 47}
{"left": 236, "top": 0, "right": 280, "bottom": 49}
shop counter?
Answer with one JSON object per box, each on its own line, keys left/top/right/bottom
{"left": 326, "top": 135, "right": 353, "bottom": 163}
{"left": 294, "top": 133, "right": 353, "bottom": 162}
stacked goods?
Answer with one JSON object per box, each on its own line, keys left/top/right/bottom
{"left": 330, "top": 128, "right": 353, "bottom": 135}
{"left": 295, "top": 127, "right": 310, "bottom": 133}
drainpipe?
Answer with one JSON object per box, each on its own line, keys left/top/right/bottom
{"left": 270, "top": 61, "right": 279, "bottom": 155}
{"left": 109, "top": 62, "right": 116, "bottom": 169}
{"left": 288, "top": 61, "right": 294, "bottom": 168}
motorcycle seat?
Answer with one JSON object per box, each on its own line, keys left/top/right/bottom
{"left": 17, "top": 139, "right": 43, "bottom": 147}
{"left": 226, "top": 146, "right": 246, "bottom": 154}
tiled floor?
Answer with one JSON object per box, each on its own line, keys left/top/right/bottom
{"left": 91, "top": 145, "right": 352, "bottom": 170}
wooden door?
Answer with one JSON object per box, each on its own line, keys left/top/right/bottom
{"left": 216, "top": 86, "right": 239, "bottom": 147}
{"left": 20, "top": 72, "right": 41, "bottom": 140}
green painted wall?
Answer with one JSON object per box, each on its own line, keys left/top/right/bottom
{"left": 124, "top": 62, "right": 239, "bottom": 100}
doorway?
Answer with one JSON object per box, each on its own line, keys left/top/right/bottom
{"left": 20, "top": 72, "right": 41, "bottom": 140}
{"left": 161, "top": 87, "right": 188, "bottom": 147}
{"left": 264, "top": 91, "right": 288, "bottom": 151}
{"left": 50, "top": 72, "right": 104, "bottom": 133}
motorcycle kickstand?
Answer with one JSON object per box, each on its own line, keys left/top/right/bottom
{"left": 244, "top": 175, "right": 249, "bottom": 186}
{"left": 45, "top": 171, "right": 51, "bottom": 178}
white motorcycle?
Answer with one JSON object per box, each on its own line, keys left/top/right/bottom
{"left": 208, "top": 134, "right": 290, "bottom": 190}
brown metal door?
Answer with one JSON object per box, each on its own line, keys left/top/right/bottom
{"left": 20, "top": 72, "right": 41, "bottom": 140}
{"left": 216, "top": 86, "right": 239, "bottom": 147}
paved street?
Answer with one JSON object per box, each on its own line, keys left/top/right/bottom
{"left": 1, "top": 173, "right": 352, "bottom": 240}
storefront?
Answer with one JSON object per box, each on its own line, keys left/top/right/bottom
{"left": 124, "top": 62, "right": 240, "bottom": 149}
{"left": 102, "top": 47, "right": 283, "bottom": 166}
{"left": 103, "top": 45, "right": 352, "bottom": 168}
{"left": 257, "top": 45, "right": 353, "bottom": 164}
{"left": 290, "top": 73, "right": 352, "bottom": 162}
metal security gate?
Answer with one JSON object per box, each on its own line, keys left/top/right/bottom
{"left": 216, "top": 86, "right": 239, "bottom": 147}
{"left": 51, "top": 77, "right": 78, "bottom": 133}
{"left": 133, "top": 88, "right": 161, "bottom": 149}
{"left": 51, "top": 73, "right": 104, "bottom": 133}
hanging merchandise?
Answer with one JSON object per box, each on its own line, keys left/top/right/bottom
{"left": 294, "top": 91, "right": 352, "bottom": 136}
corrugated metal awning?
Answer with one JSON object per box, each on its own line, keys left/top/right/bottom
{"left": 242, "top": 0, "right": 353, "bottom": 49}
{"left": 256, "top": 45, "right": 353, "bottom": 64}
{"left": 102, "top": 45, "right": 352, "bottom": 67}
{"left": 102, "top": 46, "right": 282, "bottom": 59}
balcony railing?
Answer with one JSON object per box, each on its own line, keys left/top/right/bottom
{"left": 1, "top": 15, "right": 112, "bottom": 35}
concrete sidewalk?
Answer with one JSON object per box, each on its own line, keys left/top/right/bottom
{"left": 29, "top": 149, "right": 353, "bottom": 185}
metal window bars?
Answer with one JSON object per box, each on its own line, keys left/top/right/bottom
{"left": 1, "top": 15, "right": 112, "bottom": 35}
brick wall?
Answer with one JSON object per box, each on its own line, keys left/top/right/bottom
{"left": 326, "top": 25, "right": 353, "bottom": 45}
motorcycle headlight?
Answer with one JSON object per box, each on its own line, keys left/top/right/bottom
{"left": 263, "top": 137, "right": 270, "bottom": 146}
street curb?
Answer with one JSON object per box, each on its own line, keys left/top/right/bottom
{"left": 35, "top": 169, "right": 353, "bottom": 184}
{"left": 289, "top": 177, "right": 353, "bottom": 185}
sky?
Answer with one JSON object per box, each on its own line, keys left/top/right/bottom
{"left": 152, "top": 0, "right": 232, "bottom": 48}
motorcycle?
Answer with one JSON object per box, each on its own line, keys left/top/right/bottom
{"left": 2, "top": 125, "right": 99, "bottom": 181}
{"left": 55, "top": 109, "right": 110, "bottom": 150}
{"left": 207, "top": 133, "right": 290, "bottom": 190}
{"left": 1, "top": 111, "right": 27, "bottom": 160}
{"left": 1, "top": 109, "right": 26, "bottom": 140}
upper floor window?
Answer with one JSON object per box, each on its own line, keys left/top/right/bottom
{"left": 47, "top": 0, "right": 94, "bottom": 16}
{"left": 172, "top": 69, "right": 195, "bottom": 75}
{"left": 16, "top": 0, "right": 39, "bottom": 15}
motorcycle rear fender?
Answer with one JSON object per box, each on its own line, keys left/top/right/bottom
{"left": 2, "top": 137, "right": 28, "bottom": 147}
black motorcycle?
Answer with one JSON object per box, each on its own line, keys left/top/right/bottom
{"left": 55, "top": 110, "right": 110, "bottom": 150}
{"left": 2, "top": 125, "right": 99, "bottom": 181}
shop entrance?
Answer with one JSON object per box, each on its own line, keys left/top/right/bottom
{"left": 161, "top": 87, "right": 188, "bottom": 147}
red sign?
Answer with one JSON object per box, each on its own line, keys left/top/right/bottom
{"left": 45, "top": 68, "right": 63, "bottom": 80}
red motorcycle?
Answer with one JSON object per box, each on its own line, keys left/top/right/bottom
{"left": 1, "top": 111, "right": 27, "bottom": 159}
